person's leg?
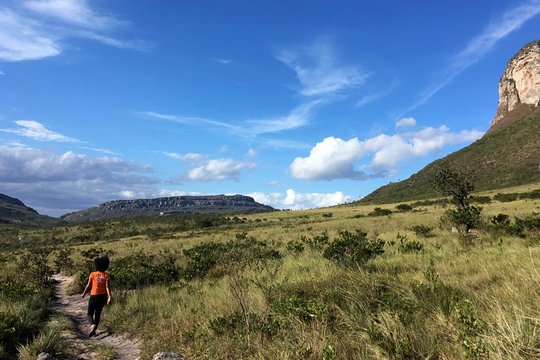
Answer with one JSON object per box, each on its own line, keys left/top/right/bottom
{"left": 87, "top": 296, "right": 96, "bottom": 325}
{"left": 93, "top": 294, "right": 108, "bottom": 328}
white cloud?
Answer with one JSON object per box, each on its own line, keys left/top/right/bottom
{"left": 0, "top": 1, "right": 145, "bottom": 62}
{"left": 250, "top": 189, "right": 351, "bottom": 209}
{"left": 0, "top": 144, "right": 157, "bottom": 215}
{"left": 411, "top": 0, "right": 540, "bottom": 109}
{"left": 163, "top": 151, "right": 206, "bottom": 162}
{"left": 0, "top": 70, "right": 4, "bottom": 75}
{"left": 276, "top": 39, "right": 367, "bottom": 97}
{"left": 246, "top": 100, "right": 322, "bottom": 134}
{"left": 0, "top": 8, "right": 61, "bottom": 61}
{"left": 289, "top": 126, "right": 484, "bottom": 180}
{"left": 187, "top": 158, "right": 255, "bottom": 181}
{"left": 246, "top": 148, "right": 257, "bottom": 158}
{"left": 219, "top": 145, "right": 228, "bottom": 153}
{"left": 290, "top": 137, "right": 367, "bottom": 180}
{"left": 215, "top": 58, "right": 232, "bottom": 64}
{"left": 395, "top": 117, "right": 417, "bottom": 129}
{"left": 23, "top": 0, "right": 125, "bottom": 30}
{"left": 0, "top": 120, "right": 80, "bottom": 142}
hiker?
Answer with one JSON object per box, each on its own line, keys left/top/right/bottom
{"left": 82, "top": 256, "right": 111, "bottom": 337}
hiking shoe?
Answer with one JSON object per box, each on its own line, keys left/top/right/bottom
{"left": 89, "top": 324, "right": 97, "bottom": 337}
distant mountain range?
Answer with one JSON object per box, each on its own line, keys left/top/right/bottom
{"left": 361, "top": 40, "right": 540, "bottom": 204}
{"left": 60, "top": 195, "right": 274, "bottom": 222}
{"left": 0, "top": 193, "right": 56, "bottom": 225}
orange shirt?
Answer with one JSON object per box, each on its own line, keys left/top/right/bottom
{"left": 89, "top": 271, "right": 110, "bottom": 295}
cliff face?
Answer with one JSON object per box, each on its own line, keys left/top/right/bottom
{"left": 61, "top": 195, "right": 274, "bottom": 222}
{"left": 490, "top": 40, "right": 540, "bottom": 129}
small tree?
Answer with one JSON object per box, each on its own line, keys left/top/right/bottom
{"left": 432, "top": 168, "right": 482, "bottom": 232}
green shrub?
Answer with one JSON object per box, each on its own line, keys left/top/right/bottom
{"left": 397, "top": 233, "right": 424, "bottom": 254}
{"left": 323, "top": 230, "right": 384, "bottom": 267}
{"left": 455, "top": 300, "right": 488, "bottom": 359}
{"left": 410, "top": 225, "right": 434, "bottom": 238}
{"left": 490, "top": 213, "right": 511, "bottom": 227}
{"left": 494, "top": 193, "right": 519, "bottom": 202}
{"left": 395, "top": 204, "right": 413, "bottom": 212}
{"left": 471, "top": 196, "right": 492, "bottom": 204}
{"left": 111, "top": 251, "right": 180, "bottom": 289}
{"left": 19, "top": 248, "right": 54, "bottom": 285}
{"left": 183, "top": 234, "right": 281, "bottom": 279}
{"left": 286, "top": 240, "right": 305, "bottom": 254}
{"left": 368, "top": 207, "right": 393, "bottom": 217}
{"left": 520, "top": 189, "right": 540, "bottom": 200}
{"left": 53, "top": 248, "right": 75, "bottom": 274}
{"left": 300, "top": 231, "right": 329, "bottom": 251}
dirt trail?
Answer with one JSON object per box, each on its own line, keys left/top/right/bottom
{"left": 52, "top": 274, "right": 141, "bottom": 360}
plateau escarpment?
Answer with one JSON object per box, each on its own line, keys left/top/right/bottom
{"left": 61, "top": 195, "right": 274, "bottom": 222}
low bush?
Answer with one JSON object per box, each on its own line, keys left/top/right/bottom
{"left": 300, "top": 231, "right": 330, "bottom": 251}
{"left": 519, "top": 189, "right": 540, "bottom": 200}
{"left": 323, "top": 230, "right": 384, "bottom": 267}
{"left": 410, "top": 225, "right": 434, "bottom": 238}
{"left": 397, "top": 233, "right": 424, "bottom": 254}
{"left": 368, "top": 207, "right": 393, "bottom": 217}
{"left": 494, "top": 193, "right": 519, "bottom": 202}
{"left": 471, "top": 196, "right": 492, "bottom": 204}
{"left": 111, "top": 251, "right": 180, "bottom": 289}
{"left": 285, "top": 240, "right": 305, "bottom": 254}
{"left": 395, "top": 204, "right": 414, "bottom": 212}
{"left": 182, "top": 233, "right": 281, "bottom": 279}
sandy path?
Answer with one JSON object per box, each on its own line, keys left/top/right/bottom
{"left": 52, "top": 274, "right": 141, "bottom": 360}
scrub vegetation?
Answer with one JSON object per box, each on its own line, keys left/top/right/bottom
{"left": 1, "top": 182, "right": 540, "bottom": 359}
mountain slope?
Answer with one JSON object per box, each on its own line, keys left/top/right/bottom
{"left": 0, "top": 193, "right": 56, "bottom": 224}
{"left": 61, "top": 195, "right": 274, "bottom": 222}
{"left": 360, "top": 40, "right": 540, "bottom": 205}
{"left": 361, "top": 105, "right": 540, "bottom": 204}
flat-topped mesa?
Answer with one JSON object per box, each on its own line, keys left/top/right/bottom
{"left": 61, "top": 194, "right": 274, "bottom": 222}
{"left": 490, "top": 40, "right": 540, "bottom": 129}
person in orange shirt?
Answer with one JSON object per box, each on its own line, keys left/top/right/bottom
{"left": 82, "top": 256, "right": 111, "bottom": 337}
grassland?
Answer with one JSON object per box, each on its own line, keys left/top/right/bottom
{"left": 2, "top": 183, "right": 540, "bottom": 359}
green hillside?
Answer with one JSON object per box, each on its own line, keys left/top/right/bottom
{"left": 361, "top": 105, "right": 540, "bottom": 204}
{"left": 0, "top": 193, "right": 57, "bottom": 225}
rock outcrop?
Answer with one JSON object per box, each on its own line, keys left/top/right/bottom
{"left": 61, "top": 194, "right": 274, "bottom": 222}
{"left": 490, "top": 40, "right": 540, "bottom": 129}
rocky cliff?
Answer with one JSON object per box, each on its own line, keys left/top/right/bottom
{"left": 61, "top": 195, "right": 274, "bottom": 222}
{"left": 490, "top": 40, "right": 540, "bottom": 130}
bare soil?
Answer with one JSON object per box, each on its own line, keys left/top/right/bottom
{"left": 52, "top": 274, "right": 141, "bottom": 360}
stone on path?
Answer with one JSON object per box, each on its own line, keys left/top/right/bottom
{"left": 152, "top": 352, "right": 184, "bottom": 360}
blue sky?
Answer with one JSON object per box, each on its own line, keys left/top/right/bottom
{"left": 1, "top": 0, "right": 539, "bottom": 216}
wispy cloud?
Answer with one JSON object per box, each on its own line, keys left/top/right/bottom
{"left": 245, "top": 100, "right": 323, "bottom": 134}
{"left": 0, "top": 120, "right": 81, "bottom": 142}
{"left": 162, "top": 151, "right": 206, "bottom": 162}
{"left": 139, "top": 100, "right": 322, "bottom": 137}
{"left": 276, "top": 39, "right": 368, "bottom": 97}
{"left": 0, "top": 70, "right": 5, "bottom": 75}
{"left": 0, "top": 0, "right": 147, "bottom": 62}
{"left": 80, "top": 146, "right": 120, "bottom": 155}
{"left": 411, "top": 0, "right": 540, "bottom": 110}
{"left": 215, "top": 58, "right": 232, "bottom": 64}
{"left": 23, "top": 0, "right": 125, "bottom": 30}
